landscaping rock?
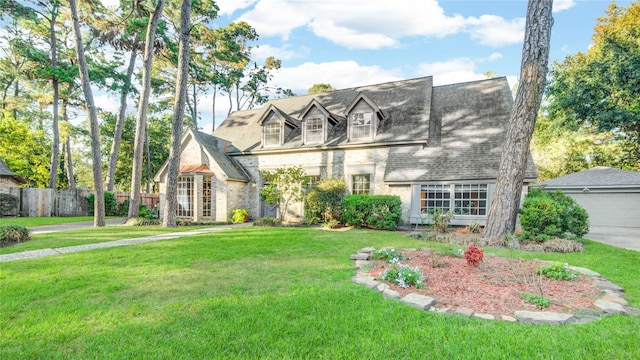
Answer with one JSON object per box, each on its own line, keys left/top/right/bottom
{"left": 382, "top": 288, "right": 401, "bottom": 299}
{"left": 500, "top": 315, "right": 517, "bottom": 322}
{"left": 567, "top": 265, "right": 600, "bottom": 277}
{"left": 514, "top": 311, "right": 573, "bottom": 325}
{"left": 351, "top": 275, "right": 379, "bottom": 289}
{"left": 355, "top": 260, "right": 373, "bottom": 269}
{"left": 431, "top": 307, "right": 451, "bottom": 314}
{"left": 350, "top": 253, "right": 370, "bottom": 261}
{"left": 473, "top": 313, "right": 495, "bottom": 320}
{"left": 401, "top": 293, "right": 436, "bottom": 310}
{"left": 595, "top": 299, "right": 628, "bottom": 315}
{"left": 374, "top": 283, "right": 390, "bottom": 293}
{"left": 601, "top": 295, "right": 628, "bottom": 306}
{"left": 594, "top": 279, "right": 624, "bottom": 292}
{"left": 359, "top": 247, "right": 376, "bottom": 254}
{"left": 454, "top": 308, "right": 474, "bottom": 317}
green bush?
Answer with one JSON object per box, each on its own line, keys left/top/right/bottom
{"left": 536, "top": 262, "right": 577, "bottom": 281}
{"left": 0, "top": 224, "right": 30, "bottom": 246}
{"left": 341, "top": 195, "right": 402, "bottom": 230}
{"left": 304, "top": 178, "right": 347, "bottom": 224}
{"left": 519, "top": 189, "right": 589, "bottom": 241}
{"left": 87, "top": 191, "right": 118, "bottom": 216}
{"left": 232, "top": 209, "right": 249, "bottom": 223}
{"left": 380, "top": 264, "right": 425, "bottom": 289}
{"left": 0, "top": 193, "right": 19, "bottom": 216}
{"left": 253, "top": 217, "right": 281, "bottom": 227}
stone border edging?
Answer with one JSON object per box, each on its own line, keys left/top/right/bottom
{"left": 350, "top": 247, "right": 638, "bottom": 325}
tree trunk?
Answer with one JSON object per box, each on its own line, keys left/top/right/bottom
{"left": 62, "top": 92, "right": 75, "bottom": 189}
{"left": 107, "top": 48, "right": 137, "bottom": 192}
{"left": 211, "top": 85, "right": 216, "bottom": 133}
{"left": 163, "top": 0, "right": 191, "bottom": 227}
{"left": 48, "top": 12, "right": 60, "bottom": 190}
{"left": 192, "top": 81, "right": 198, "bottom": 129}
{"left": 483, "top": 0, "right": 553, "bottom": 242}
{"left": 69, "top": 0, "right": 105, "bottom": 226}
{"left": 129, "top": 0, "right": 165, "bottom": 218}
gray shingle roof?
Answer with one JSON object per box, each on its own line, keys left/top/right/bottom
{"left": 213, "top": 76, "right": 433, "bottom": 151}
{"left": 190, "top": 130, "right": 249, "bottom": 182}
{"left": 533, "top": 167, "right": 640, "bottom": 188}
{"left": 213, "top": 76, "right": 537, "bottom": 183}
{"left": 0, "top": 157, "right": 25, "bottom": 184}
{"left": 384, "top": 77, "right": 537, "bottom": 182}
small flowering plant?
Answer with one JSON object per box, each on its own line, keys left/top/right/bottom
{"left": 464, "top": 245, "right": 483, "bottom": 267}
{"left": 371, "top": 248, "right": 407, "bottom": 263}
{"left": 381, "top": 264, "right": 425, "bottom": 289}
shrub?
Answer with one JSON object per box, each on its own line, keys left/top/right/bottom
{"left": 87, "top": 191, "right": 118, "bottom": 216}
{"left": 321, "top": 219, "right": 340, "bottom": 229}
{"left": 464, "top": 245, "right": 483, "bottom": 267}
{"left": 536, "top": 262, "right": 577, "bottom": 281}
{"left": 232, "top": 208, "right": 249, "bottom": 223}
{"left": 371, "top": 247, "right": 406, "bottom": 263}
{"left": 253, "top": 217, "right": 281, "bottom": 227}
{"left": 380, "top": 264, "right": 425, "bottom": 288}
{"left": 304, "top": 178, "right": 346, "bottom": 224}
{"left": 428, "top": 208, "right": 453, "bottom": 233}
{"left": 341, "top": 195, "right": 402, "bottom": 230}
{"left": 118, "top": 200, "right": 158, "bottom": 219}
{"left": 0, "top": 193, "right": 19, "bottom": 216}
{"left": 521, "top": 292, "right": 550, "bottom": 309}
{"left": 519, "top": 188, "right": 589, "bottom": 241}
{"left": 0, "top": 225, "right": 30, "bottom": 246}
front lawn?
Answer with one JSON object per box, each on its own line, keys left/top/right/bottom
{"left": 0, "top": 225, "right": 214, "bottom": 255}
{"left": 0, "top": 216, "right": 98, "bottom": 227}
{"left": 1, "top": 227, "right": 639, "bottom": 359}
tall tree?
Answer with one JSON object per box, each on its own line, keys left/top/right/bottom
{"left": 68, "top": 0, "right": 105, "bottom": 226}
{"left": 163, "top": 0, "right": 191, "bottom": 227}
{"left": 308, "top": 83, "right": 335, "bottom": 94}
{"left": 483, "top": 0, "right": 553, "bottom": 241}
{"left": 546, "top": 1, "right": 640, "bottom": 168}
{"left": 129, "top": 0, "right": 166, "bottom": 219}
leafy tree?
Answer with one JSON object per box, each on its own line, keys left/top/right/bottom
{"left": 260, "top": 166, "right": 308, "bottom": 222}
{"left": 484, "top": 0, "right": 553, "bottom": 241}
{"left": 546, "top": 1, "right": 640, "bottom": 169}
{"left": 0, "top": 112, "right": 49, "bottom": 187}
{"left": 308, "top": 83, "right": 335, "bottom": 94}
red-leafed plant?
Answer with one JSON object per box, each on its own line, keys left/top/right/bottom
{"left": 464, "top": 245, "right": 484, "bottom": 267}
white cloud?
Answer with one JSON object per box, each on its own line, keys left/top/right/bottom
{"left": 270, "top": 61, "right": 403, "bottom": 94}
{"left": 216, "top": 0, "right": 258, "bottom": 16}
{"left": 99, "top": 0, "right": 119, "bottom": 8}
{"left": 553, "top": 0, "right": 576, "bottom": 13}
{"left": 252, "top": 44, "right": 308, "bottom": 62}
{"left": 488, "top": 52, "right": 503, "bottom": 61}
{"left": 417, "top": 58, "right": 487, "bottom": 86}
{"left": 238, "top": 0, "right": 467, "bottom": 50}
{"left": 466, "top": 15, "right": 525, "bottom": 47}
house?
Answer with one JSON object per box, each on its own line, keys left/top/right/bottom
{"left": 155, "top": 76, "right": 538, "bottom": 225}
{"left": 532, "top": 167, "right": 640, "bottom": 228}
{"left": 0, "top": 157, "right": 25, "bottom": 195}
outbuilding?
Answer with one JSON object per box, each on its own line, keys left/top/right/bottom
{"left": 533, "top": 167, "right": 640, "bottom": 228}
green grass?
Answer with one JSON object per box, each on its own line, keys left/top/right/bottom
{"left": 0, "top": 225, "right": 214, "bottom": 255}
{"left": 0, "top": 216, "right": 111, "bottom": 227}
{"left": 1, "top": 227, "right": 639, "bottom": 359}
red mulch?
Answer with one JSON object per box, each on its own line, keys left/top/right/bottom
{"left": 365, "top": 249, "right": 602, "bottom": 317}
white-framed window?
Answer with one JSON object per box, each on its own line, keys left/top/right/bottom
{"left": 202, "top": 176, "right": 212, "bottom": 218}
{"left": 350, "top": 112, "right": 372, "bottom": 140}
{"left": 352, "top": 174, "right": 371, "bottom": 195}
{"left": 305, "top": 118, "right": 323, "bottom": 143}
{"left": 306, "top": 175, "right": 321, "bottom": 191}
{"left": 420, "top": 184, "right": 488, "bottom": 215}
{"left": 177, "top": 176, "right": 193, "bottom": 218}
{"left": 264, "top": 122, "right": 280, "bottom": 146}
{"left": 454, "top": 184, "right": 488, "bottom": 215}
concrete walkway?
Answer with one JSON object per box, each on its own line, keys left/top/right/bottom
{"left": 585, "top": 226, "right": 640, "bottom": 252}
{"left": 1, "top": 222, "right": 253, "bottom": 263}
{"left": 29, "top": 218, "right": 128, "bottom": 234}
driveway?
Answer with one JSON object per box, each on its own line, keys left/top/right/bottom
{"left": 585, "top": 226, "right": 640, "bottom": 252}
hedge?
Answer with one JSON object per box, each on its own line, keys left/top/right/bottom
{"left": 341, "top": 194, "right": 402, "bottom": 230}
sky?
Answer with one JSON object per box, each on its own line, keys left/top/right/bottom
{"left": 98, "top": 0, "right": 631, "bottom": 133}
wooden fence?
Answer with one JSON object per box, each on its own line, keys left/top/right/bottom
{"left": 3, "top": 189, "right": 159, "bottom": 217}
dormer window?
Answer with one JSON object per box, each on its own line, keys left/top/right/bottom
{"left": 305, "top": 118, "right": 323, "bottom": 143}
{"left": 345, "top": 92, "right": 384, "bottom": 142}
{"left": 264, "top": 122, "right": 280, "bottom": 147}
{"left": 350, "top": 112, "right": 372, "bottom": 140}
